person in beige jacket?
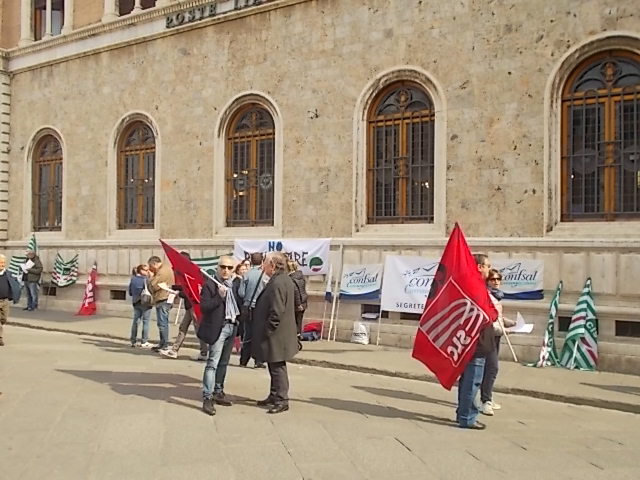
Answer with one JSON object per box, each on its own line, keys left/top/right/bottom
{"left": 148, "top": 256, "right": 175, "bottom": 351}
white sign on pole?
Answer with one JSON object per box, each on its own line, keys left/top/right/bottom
{"left": 380, "top": 255, "right": 439, "bottom": 314}
{"left": 233, "top": 238, "right": 331, "bottom": 276}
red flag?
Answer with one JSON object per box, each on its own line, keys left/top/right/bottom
{"left": 159, "top": 240, "right": 205, "bottom": 322}
{"left": 412, "top": 224, "right": 498, "bottom": 390}
{"left": 77, "top": 263, "right": 97, "bottom": 316}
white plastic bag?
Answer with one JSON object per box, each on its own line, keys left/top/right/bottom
{"left": 351, "top": 320, "right": 370, "bottom": 345}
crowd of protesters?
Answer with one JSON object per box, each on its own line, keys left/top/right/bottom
{"left": 126, "top": 251, "right": 307, "bottom": 415}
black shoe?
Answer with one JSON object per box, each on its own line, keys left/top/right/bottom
{"left": 239, "top": 362, "right": 248, "bottom": 368}
{"left": 267, "top": 404, "right": 289, "bottom": 414}
{"left": 22, "top": 307, "right": 30, "bottom": 311}
{"left": 0, "top": 339, "right": 4, "bottom": 346}
{"left": 254, "top": 362, "right": 266, "bottom": 369}
{"left": 213, "top": 392, "right": 233, "bottom": 406}
{"left": 257, "top": 396, "right": 276, "bottom": 407}
{"left": 202, "top": 398, "right": 216, "bottom": 416}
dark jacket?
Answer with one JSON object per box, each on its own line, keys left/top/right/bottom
{"left": 290, "top": 270, "right": 308, "bottom": 310}
{"left": 22, "top": 255, "right": 43, "bottom": 283}
{"left": 0, "top": 271, "right": 21, "bottom": 303}
{"left": 252, "top": 271, "right": 299, "bottom": 363}
{"left": 197, "top": 276, "right": 238, "bottom": 345}
{"left": 128, "top": 275, "right": 151, "bottom": 309}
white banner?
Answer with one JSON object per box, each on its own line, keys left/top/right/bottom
{"left": 340, "top": 264, "right": 383, "bottom": 300}
{"left": 492, "top": 259, "right": 544, "bottom": 300}
{"left": 233, "top": 238, "right": 331, "bottom": 275}
{"left": 380, "top": 255, "right": 439, "bottom": 314}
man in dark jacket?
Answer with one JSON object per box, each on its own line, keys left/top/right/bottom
{"left": 0, "top": 254, "right": 21, "bottom": 345}
{"left": 252, "top": 252, "right": 299, "bottom": 414}
{"left": 197, "top": 256, "right": 240, "bottom": 416}
{"left": 22, "top": 250, "right": 43, "bottom": 311}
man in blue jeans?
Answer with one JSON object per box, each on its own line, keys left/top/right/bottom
{"left": 198, "top": 256, "right": 240, "bottom": 416}
{"left": 455, "top": 253, "right": 494, "bottom": 430}
{"left": 147, "top": 256, "right": 175, "bottom": 351}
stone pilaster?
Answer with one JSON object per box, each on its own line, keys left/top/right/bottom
{"left": 0, "top": 54, "right": 10, "bottom": 240}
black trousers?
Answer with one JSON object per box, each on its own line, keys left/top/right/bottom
{"left": 240, "top": 311, "right": 255, "bottom": 366}
{"left": 267, "top": 361, "right": 289, "bottom": 405}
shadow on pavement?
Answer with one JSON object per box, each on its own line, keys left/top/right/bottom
{"left": 298, "top": 397, "right": 455, "bottom": 428}
{"left": 352, "top": 385, "right": 455, "bottom": 407}
{"left": 80, "top": 337, "right": 162, "bottom": 357}
{"left": 58, "top": 369, "right": 202, "bottom": 405}
{"left": 581, "top": 382, "right": 640, "bottom": 396}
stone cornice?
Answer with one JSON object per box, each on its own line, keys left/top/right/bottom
{"left": 6, "top": 0, "right": 311, "bottom": 73}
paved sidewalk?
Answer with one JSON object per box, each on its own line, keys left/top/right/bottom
{"left": 6, "top": 308, "right": 640, "bottom": 414}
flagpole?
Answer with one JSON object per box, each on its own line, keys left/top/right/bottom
{"left": 320, "top": 265, "right": 332, "bottom": 340}
{"left": 569, "top": 339, "right": 579, "bottom": 369}
{"left": 327, "top": 272, "right": 339, "bottom": 342}
{"left": 376, "top": 306, "right": 383, "bottom": 346}
{"left": 498, "top": 315, "right": 518, "bottom": 362}
{"left": 174, "top": 298, "right": 183, "bottom": 326}
{"left": 333, "top": 297, "right": 342, "bottom": 342}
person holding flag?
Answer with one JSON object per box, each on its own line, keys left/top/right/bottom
{"left": 147, "top": 256, "right": 175, "bottom": 351}
{"left": 22, "top": 250, "right": 43, "bottom": 311}
{"left": 411, "top": 224, "right": 498, "bottom": 430}
{"left": 198, "top": 256, "right": 241, "bottom": 416}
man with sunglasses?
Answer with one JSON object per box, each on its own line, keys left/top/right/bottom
{"left": 198, "top": 256, "right": 241, "bottom": 416}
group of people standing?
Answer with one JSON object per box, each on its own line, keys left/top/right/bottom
{"left": 455, "top": 253, "right": 515, "bottom": 430}
{"left": 127, "top": 251, "right": 308, "bottom": 416}
{"left": 0, "top": 250, "right": 43, "bottom": 347}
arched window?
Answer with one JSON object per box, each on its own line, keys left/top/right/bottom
{"left": 367, "top": 82, "right": 435, "bottom": 224}
{"left": 32, "top": 135, "right": 63, "bottom": 231}
{"left": 226, "top": 105, "right": 275, "bottom": 227}
{"left": 561, "top": 51, "right": 640, "bottom": 221}
{"left": 117, "top": 122, "right": 155, "bottom": 229}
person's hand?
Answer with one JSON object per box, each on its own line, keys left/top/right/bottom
{"left": 218, "top": 285, "right": 228, "bottom": 298}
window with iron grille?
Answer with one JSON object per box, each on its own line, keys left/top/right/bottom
{"left": 367, "top": 82, "right": 435, "bottom": 224}
{"left": 117, "top": 122, "right": 156, "bottom": 229}
{"left": 226, "top": 105, "right": 275, "bottom": 227}
{"left": 561, "top": 51, "right": 640, "bottom": 221}
{"left": 32, "top": 135, "right": 63, "bottom": 232}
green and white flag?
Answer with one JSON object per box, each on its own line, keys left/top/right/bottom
{"left": 8, "top": 233, "right": 38, "bottom": 281}
{"left": 191, "top": 254, "right": 232, "bottom": 278}
{"left": 527, "top": 281, "right": 562, "bottom": 367}
{"left": 559, "top": 278, "right": 598, "bottom": 370}
{"left": 51, "top": 253, "right": 80, "bottom": 287}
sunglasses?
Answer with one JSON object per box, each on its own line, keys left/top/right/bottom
{"left": 219, "top": 265, "right": 234, "bottom": 270}
{"left": 488, "top": 277, "right": 501, "bottom": 281}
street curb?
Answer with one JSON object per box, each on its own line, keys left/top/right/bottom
{"left": 9, "top": 321, "right": 640, "bottom": 415}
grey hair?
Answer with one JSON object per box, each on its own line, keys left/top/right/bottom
{"left": 265, "top": 252, "right": 287, "bottom": 273}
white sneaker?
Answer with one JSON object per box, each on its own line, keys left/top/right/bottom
{"left": 193, "top": 353, "right": 207, "bottom": 362}
{"left": 160, "top": 349, "right": 178, "bottom": 359}
{"left": 140, "top": 342, "right": 154, "bottom": 349}
{"left": 490, "top": 401, "right": 502, "bottom": 410}
{"left": 480, "top": 401, "right": 494, "bottom": 416}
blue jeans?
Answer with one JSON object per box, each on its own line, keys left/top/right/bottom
{"left": 155, "top": 302, "right": 172, "bottom": 349}
{"left": 25, "top": 281, "right": 39, "bottom": 310}
{"left": 456, "top": 356, "right": 486, "bottom": 428}
{"left": 130, "top": 306, "right": 151, "bottom": 344}
{"left": 202, "top": 322, "right": 237, "bottom": 400}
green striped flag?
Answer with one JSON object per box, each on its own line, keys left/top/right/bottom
{"left": 559, "top": 278, "right": 598, "bottom": 370}
{"left": 527, "top": 281, "right": 562, "bottom": 367}
{"left": 8, "top": 234, "right": 38, "bottom": 280}
{"left": 51, "top": 253, "right": 79, "bottom": 287}
{"left": 191, "top": 254, "right": 232, "bottom": 278}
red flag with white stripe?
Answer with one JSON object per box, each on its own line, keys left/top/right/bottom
{"left": 77, "top": 262, "right": 97, "bottom": 316}
{"left": 412, "top": 224, "right": 498, "bottom": 390}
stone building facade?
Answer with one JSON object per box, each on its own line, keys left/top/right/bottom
{"left": 0, "top": 0, "right": 639, "bottom": 372}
